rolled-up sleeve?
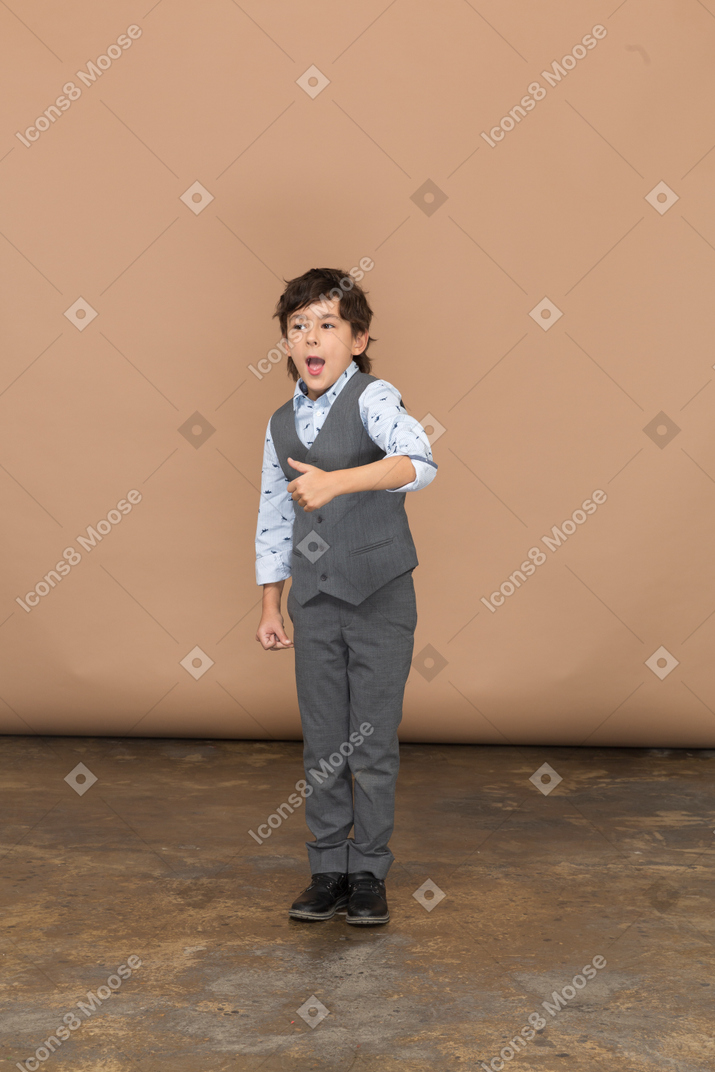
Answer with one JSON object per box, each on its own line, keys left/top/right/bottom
{"left": 359, "top": 380, "right": 438, "bottom": 492}
{"left": 255, "top": 418, "right": 295, "bottom": 584}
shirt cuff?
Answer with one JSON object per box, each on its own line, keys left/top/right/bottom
{"left": 385, "top": 455, "right": 438, "bottom": 493}
{"left": 256, "top": 553, "right": 291, "bottom": 586}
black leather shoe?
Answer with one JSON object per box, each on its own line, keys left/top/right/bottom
{"left": 289, "top": 871, "right": 349, "bottom": 921}
{"left": 346, "top": 871, "right": 389, "bottom": 925}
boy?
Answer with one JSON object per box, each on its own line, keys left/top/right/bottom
{"left": 254, "top": 267, "right": 437, "bottom": 925}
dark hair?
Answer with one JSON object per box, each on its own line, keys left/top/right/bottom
{"left": 273, "top": 267, "right": 377, "bottom": 382}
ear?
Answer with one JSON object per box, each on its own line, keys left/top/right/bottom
{"left": 351, "top": 327, "right": 369, "bottom": 355}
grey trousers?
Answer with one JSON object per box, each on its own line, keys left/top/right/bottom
{"left": 286, "top": 569, "right": 417, "bottom": 878}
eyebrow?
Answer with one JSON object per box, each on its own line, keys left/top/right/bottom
{"left": 288, "top": 311, "right": 339, "bottom": 323}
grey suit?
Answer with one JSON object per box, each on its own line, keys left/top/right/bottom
{"left": 272, "top": 371, "right": 419, "bottom": 877}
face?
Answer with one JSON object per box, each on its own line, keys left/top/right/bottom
{"left": 285, "top": 297, "right": 368, "bottom": 400}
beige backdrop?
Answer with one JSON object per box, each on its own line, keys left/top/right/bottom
{"left": 1, "top": 1, "right": 714, "bottom": 745}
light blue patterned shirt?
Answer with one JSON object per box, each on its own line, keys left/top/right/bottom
{"left": 255, "top": 360, "right": 437, "bottom": 585}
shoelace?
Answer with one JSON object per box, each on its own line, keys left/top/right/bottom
{"left": 308, "top": 874, "right": 344, "bottom": 892}
{"left": 349, "top": 876, "right": 384, "bottom": 894}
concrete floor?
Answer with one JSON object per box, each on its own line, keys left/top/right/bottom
{"left": 1, "top": 736, "right": 714, "bottom": 1071}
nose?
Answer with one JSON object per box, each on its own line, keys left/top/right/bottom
{"left": 305, "top": 320, "right": 318, "bottom": 347}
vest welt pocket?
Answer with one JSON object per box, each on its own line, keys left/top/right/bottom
{"left": 349, "top": 536, "right": 395, "bottom": 556}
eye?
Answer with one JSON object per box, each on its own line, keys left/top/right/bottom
{"left": 291, "top": 320, "right": 335, "bottom": 331}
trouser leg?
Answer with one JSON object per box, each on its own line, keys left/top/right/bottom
{"left": 341, "top": 570, "right": 417, "bottom": 879}
{"left": 286, "top": 585, "right": 353, "bottom": 874}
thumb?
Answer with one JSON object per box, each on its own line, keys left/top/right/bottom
{"left": 272, "top": 622, "right": 293, "bottom": 647}
{"left": 288, "top": 456, "right": 308, "bottom": 470}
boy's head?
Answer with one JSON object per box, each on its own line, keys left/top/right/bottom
{"left": 273, "top": 267, "right": 376, "bottom": 398}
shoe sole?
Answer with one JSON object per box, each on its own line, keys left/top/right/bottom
{"left": 288, "top": 895, "right": 349, "bottom": 922}
{"left": 346, "top": 912, "right": 390, "bottom": 925}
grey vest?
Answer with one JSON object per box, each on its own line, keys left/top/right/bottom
{"left": 270, "top": 370, "right": 419, "bottom": 606}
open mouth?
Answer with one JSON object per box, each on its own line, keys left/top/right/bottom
{"left": 306, "top": 356, "right": 325, "bottom": 376}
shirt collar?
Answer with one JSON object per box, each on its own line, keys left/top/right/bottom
{"left": 295, "top": 359, "right": 360, "bottom": 407}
